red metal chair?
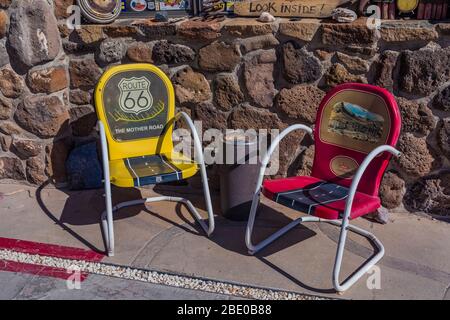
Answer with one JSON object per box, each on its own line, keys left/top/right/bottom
{"left": 246, "top": 83, "right": 402, "bottom": 292}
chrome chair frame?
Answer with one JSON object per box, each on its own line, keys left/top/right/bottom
{"left": 99, "top": 112, "right": 215, "bottom": 257}
{"left": 245, "top": 124, "right": 400, "bottom": 292}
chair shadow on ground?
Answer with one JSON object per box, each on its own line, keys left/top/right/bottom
{"left": 37, "top": 177, "right": 378, "bottom": 294}
{"left": 216, "top": 206, "right": 340, "bottom": 294}
{"left": 156, "top": 184, "right": 382, "bottom": 295}
{"left": 36, "top": 180, "right": 144, "bottom": 255}
{"left": 155, "top": 184, "right": 340, "bottom": 293}
{"left": 37, "top": 178, "right": 215, "bottom": 255}
{"left": 152, "top": 183, "right": 219, "bottom": 236}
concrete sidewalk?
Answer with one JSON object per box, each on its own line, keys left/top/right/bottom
{"left": 0, "top": 271, "right": 238, "bottom": 300}
{"left": 0, "top": 182, "right": 449, "bottom": 300}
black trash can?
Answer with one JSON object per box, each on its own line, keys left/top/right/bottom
{"left": 219, "top": 131, "right": 260, "bottom": 221}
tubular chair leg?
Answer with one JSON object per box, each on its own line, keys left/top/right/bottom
{"left": 245, "top": 192, "right": 322, "bottom": 255}
{"left": 101, "top": 181, "right": 115, "bottom": 257}
{"left": 99, "top": 120, "right": 115, "bottom": 257}
{"left": 330, "top": 220, "right": 385, "bottom": 292}
{"left": 177, "top": 111, "right": 215, "bottom": 236}
{"left": 101, "top": 195, "right": 214, "bottom": 257}
{"left": 198, "top": 157, "right": 215, "bottom": 237}
{"left": 245, "top": 194, "right": 385, "bottom": 293}
{"left": 100, "top": 166, "right": 214, "bottom": 257}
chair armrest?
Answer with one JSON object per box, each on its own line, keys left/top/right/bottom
{"left": 341, "top": 145, "right": 401, "bottom": 222}
{"left": 170, "top": 112, "right": 206, "bottom": 165}
{"left": 254, "top": 124, "right": 313, "bottom": 195}
{"left": 171, "top": 112, "right": 215, "bottom": 234}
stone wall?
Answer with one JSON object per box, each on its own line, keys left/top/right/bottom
{"left": 0, "top": 0, "right": 449, "bottom": 216}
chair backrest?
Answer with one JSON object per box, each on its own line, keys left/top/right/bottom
{"left": 94, "top": 64, "right": 175, "bottom": 161}
{"left": 312, "top": 83, "right": 401, "bottom": 196}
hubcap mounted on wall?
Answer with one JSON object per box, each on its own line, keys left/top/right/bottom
{"left": 77, "top": 0, "right": 122, "bottom": 24}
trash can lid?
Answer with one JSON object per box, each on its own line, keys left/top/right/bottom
{"left": 222, "top": 131, "right": 258, "bottom": 146}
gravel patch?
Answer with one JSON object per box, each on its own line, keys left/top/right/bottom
{"left": 0, "top": 249, "right": 327, "bottom": 300}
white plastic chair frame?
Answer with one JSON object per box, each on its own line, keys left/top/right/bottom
{"left": 245, "top": 124, "right": 401, "bottom": 292}
{"left": 99, "top": 112, "right": 215, "bottom": 257}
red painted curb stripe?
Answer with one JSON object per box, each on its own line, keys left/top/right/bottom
{"left": 0, "top": 237, "right": 103, "bottom": 281}
{"left": 0, "top": 237, "right": 104, "bottom": 262}
{"left": 0, "top": 259, "right": 89, "bottom": 282}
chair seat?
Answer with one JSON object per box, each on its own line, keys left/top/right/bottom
{"left": 109, "top": 153, "right": 198, "bottom": 188}
{"left": 262, "top": 176, "right": 380, "bottom": 220}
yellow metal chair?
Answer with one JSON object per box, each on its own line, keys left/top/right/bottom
{"left": 94, "top": 64, "right": 215, "bottom": 256}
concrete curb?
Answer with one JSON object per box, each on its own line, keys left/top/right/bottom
{"left": 0, "top": 248, "right": 332, "bottom": 300}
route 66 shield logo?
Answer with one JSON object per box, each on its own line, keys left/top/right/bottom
{"left": 118, "top": 77, "right": 153, "bottom": 115}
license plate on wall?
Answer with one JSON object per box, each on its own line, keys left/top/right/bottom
{"left": 119, "top": 0, "right": 193, "bottom": 17}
